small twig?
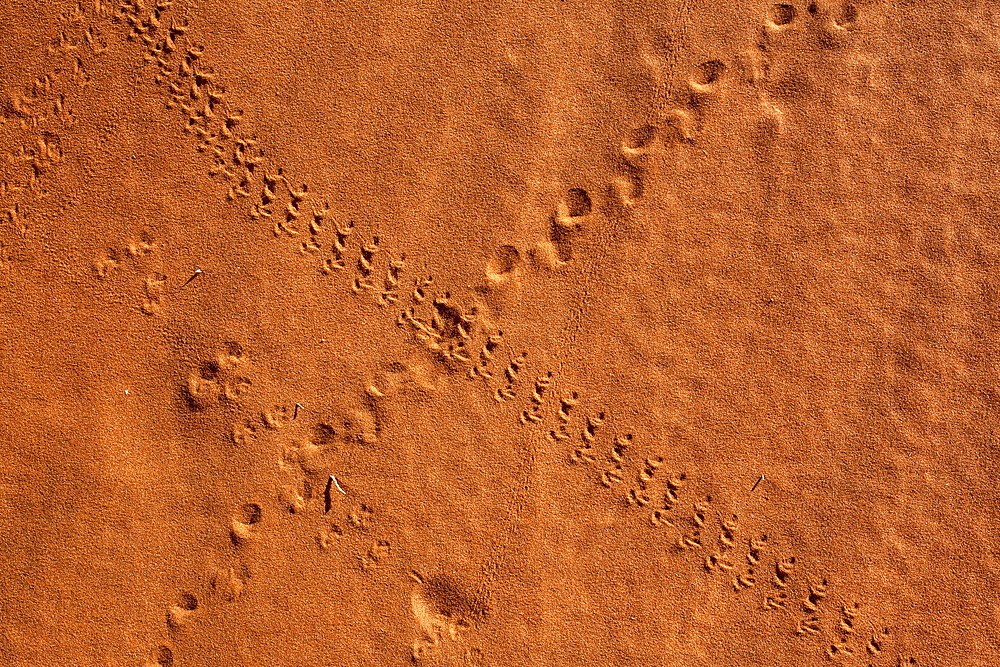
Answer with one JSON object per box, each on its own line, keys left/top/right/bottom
{"left": 293, "top": 403, "right": 303, "bottom": 419}
{"left": 179, "top": 268, "right": 203, "bottom": 289}
{"left": 331, "top": 475, "right": 346, "bottom": 495}
{"left": 751, "top": 474, "right": 764, "bottom": 492}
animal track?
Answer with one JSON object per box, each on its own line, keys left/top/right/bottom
{"left": 184, "top": 343, "right": 253, "bottom": 411}
{"left": 570, "top": 411, "right": 606, "bottom": 464}
{"left": 704, "top": 514, "right": 739, "bottom": 575}
{"left": 377, "top": 254, "right": 407, "bottom": 306}
{"left": 321, "top": 218, "right": 355, "bottom": 274}
{"left": 599, "top": 433, "right": 632, "bottom": 489}
{"left": 166, "top": 592, "right": 199, "bottom": 630}
{"left": 468, "top": 330, "right": 503, "bottom": 381}
{"left": 650, "top": 471, "right": 687, "bottom": 527}
{"left": 492, "top": 351, "right": 527, "bottom": 402}
{"left": 209, "top": 562, "right": 251, "bottom": 602}
{"left": 625, "top": 454, "right": 663, "bottom": 508}
{"left": 410, "top": 573, "right": 488, "bottom": 666}
{"left": 358, "top": 539, "right": 392, "bottom": 572}
{"left": 1, "top": 1, "right": 112, "bottom": 240}
{"left": 732, "top": 534, "right": 767, "bottom": 591}
{"left": 230, "top": 501, "right": 263, "bottom": 547}
{"left": 545, "top": 390, "right": 580, "bottom": 442}
{"left": 796, "top": 576, "right": 830, "bottom": 638}
{"left": 824, "top": 600, "right": 861, "bottom": 659}
{"left": 144, "top": 645, "right": 174, "bottom": 667}
{"left": 350, "top": 235, "right": 380, "bottom": 294}
{"left": 519, "top": 371, "right": 554, "bottom": 425}
{"left": 485, "top": 245, "right": 521, "bottom": 286}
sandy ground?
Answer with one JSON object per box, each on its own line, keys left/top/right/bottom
{"left": 1, "top": 0, "right": 999, "bottom": 665}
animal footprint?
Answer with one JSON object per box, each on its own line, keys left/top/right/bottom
{"left": 141, "top": 272, "right": 167, "bottom": 315}
{"left": 358, "top": 539, "right": 391, "bottom": 571}
{"left": 230, "top": 502, "right": 262, "bottom": 545}
{"left": 231, "top": 418, "right": 260, "bottom": 446}
{"left": 519, "top": 372, "right": 553, "bottom": 424}
{"left": 485, "top": 244, "right": 521, "bottom": 286}
{"left": 599, "top": 433, "right": 631, "bottom": 488}
{"left": 797, "top": 614, "right": 822, "bottom": 637}
{"left": 493, "top": 351, "right": 527, "bottom": 402}
{"left": 865, "top": 628, "right": 891, "bottom": 655}
{"left": 166, "top": 592, "right": 199, "bottom": 630}
{"left": 262, "top": 403, "right": 295, "bottom": 429}
{"left": 144, "top": 646, "right": 174, "bottom": 667}
{"left": 377, "top": 254, "right": 407, "bottom": 306}
{"left": 209, "top": 563, "right": 251, "bottom": 602}
{"left": 347, "top": 503, "right": 375, "bottom": 530}
{"left": 773, "top": 556, "right": 797, "bottom": 589}
{"left": 570, "top": 411, "right": 605, "bottom": 464}
{"left": 350, "top": 235, "right": 380, "bottom": 294}
{"left": 469, "top": 331, "right": 503, "bottom": 381}
{"left": 546, "top": 391, "right": 580, "bottom": 442}
{"left": 803, "top": 576, "right": 828, "bottom": 613}
{"left": 316, "top": 521, "right": 344, "bottom": 550}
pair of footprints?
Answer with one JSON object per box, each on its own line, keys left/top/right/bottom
{"left": 230, "top": 402, "right": 301, "bottom": 445}
{"left": 487, "top": 349, "right": 572, "bottom": 429}
{"left": 666, "top": 494, "right": 768, "bottom": 592}
{"left": 764, "top": 2, "right": 859, "bottom": 48}
{"left": 616, "top": 53, "right": 732, "bottom": 208}
{"left": 52, "top": 0, "right": 111, "bottom": 57}
{"left": 150, "top": 500, "right": 260, "bottom": 666}
{"left": 516, "top": 371, "right": 580, "bottom": 433}
{"left": 92, "top": 232, "right": 182, "bottom": 315}
{"left": 185, "top": 342, "right": 252, "bottom": 410}
{"left": 570, "top": 418, "right": 653, "bottom": 502}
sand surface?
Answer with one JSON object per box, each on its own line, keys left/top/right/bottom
{"left": 1, "top": 1, "right": 998, "bottom": 665}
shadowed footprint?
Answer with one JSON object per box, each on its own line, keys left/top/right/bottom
{"left": 485, "top": 245, "right": 521, "bottom": 286}
{"left": 144, "top": 645, "right": 174, "bottom": 667}
{"left": 166, "top": 592, "right": 199, "bottom": 630}
{"left": 231, "top": 502, "right": 262, "bottom": 545}
{"left": 411, "top": 573, "right": 489, "bottom": 664}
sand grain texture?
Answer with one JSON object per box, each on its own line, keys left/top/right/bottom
{"left": 1, "top": 0, "right": 998, "bottom": 665}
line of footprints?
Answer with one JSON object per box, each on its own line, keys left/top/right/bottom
{"left": 2, "top": 0, "right": 113, "bottom": 239}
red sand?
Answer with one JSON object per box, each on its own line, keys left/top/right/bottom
{"left": 1, "top": 1, "right": 996, "bottom": 665}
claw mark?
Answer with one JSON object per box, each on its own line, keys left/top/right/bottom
{"left": 469, "top": 331, "right": 503, "bottom": 380}
{"left": 773, "top": 556, "right": 797, "bottom": 589}
{"left": 570, "top": 411, "right": 605, "bottom": 464}
{"left": 493, "top": 351, "right": 527, "bottom": 402}
{"left": 803, "top": 577, "right": 828, "bottom": 613}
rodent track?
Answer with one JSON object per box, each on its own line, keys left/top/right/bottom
{"left": 1, "top": 0, "right": 113, "bottom": 240}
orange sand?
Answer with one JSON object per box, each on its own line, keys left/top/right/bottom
{"left": 1, "top": 1, "right": 997, "bottom": 665}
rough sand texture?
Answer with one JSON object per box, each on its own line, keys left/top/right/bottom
{"left": 1, "top": 0, "right": 998, "bottom": 665}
